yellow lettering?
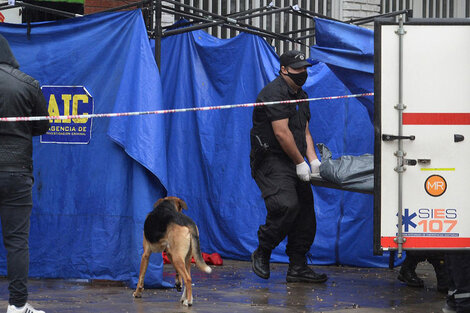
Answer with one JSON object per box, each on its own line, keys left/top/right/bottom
{"left": 48, "top": 94, "right": 60, "bottom": 123}
{"left": 61, "top": 94, "right": 72, "bottom": 123}
{"left": 52, "top": 126, "right": 77, "bottom": 132}
{"left": 72, "top": 94, "right": 89, "bottom": 123}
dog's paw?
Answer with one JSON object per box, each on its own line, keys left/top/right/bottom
{"left": 133, "top": 291, "right": 142, "bottom": 298}
{"left": 182, "top": 299, "right": 193, "bottom": 307}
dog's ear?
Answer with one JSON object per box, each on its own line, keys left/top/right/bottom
{"left": 154, "top": 198, "right": 166, "bottom": 209}
{"left": 177, "top": 199, "right": 188, "bottom": 212}
{"left": 165, "top": 197, "right": 187, "bottom": 212}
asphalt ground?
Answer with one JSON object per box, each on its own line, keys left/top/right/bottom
{"left": 0, "top": 260, "right": 446, "bottom": 313}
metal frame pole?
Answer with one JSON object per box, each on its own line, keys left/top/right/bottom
{"left": 155, "top": 0, "right": 162, "bottom": 71}
{"left": 295, "top": 6, "right": 342, "bottom": 22}
{"left": 233, "top": 6, "right": 292, "bottom": 21}
{"left": 349, "top": 9, "right": 412, "bottom": 25}
{"left": 0, "top": 2, "right": 18, "bottom": 9}
{"left": 163, "top": 0, "right": 226, "bottom": 21}
{"left": 394, "top": 14, "right": 407, "bottom": 258}
{"left": 0, "top": 4, "right": 20, "bottom": 10}
{"left": 295, "top": 33, "right": 316, "bottom": 41}
{"left": 149, "top": 0, "right": 154, "bottom": 36}
{"left": 282, "top": 26, "right": 315, "bottom": 35}
{"left": 161, "top": 4, "right": 304, "bottom": 45}
{"left": 14, "top": 0, "right": 82, "bottom": 17}
{"left": 161, "top": 8, "right": 285, "bottom": 42}
{"left": 162, "top": 1, "right": 302, "bottom": 43}
{"left": 161, "top": 8, "right": 225, "bottom": 34}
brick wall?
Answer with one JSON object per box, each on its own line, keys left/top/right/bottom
{"left": 342, "top": 0, "right": 380, "bottom": 28}
{"left": 84, "top": 0, "right": 133, "bottom": 14}
{"left": 84, "top": 0, "right": 173, "bottom": 24}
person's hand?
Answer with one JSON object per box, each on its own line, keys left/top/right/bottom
{"left": 310, "top": 159, "right": 321, "bottom": 177}
{"left": 296, "top": 161, "right": 311, "bottom": 182}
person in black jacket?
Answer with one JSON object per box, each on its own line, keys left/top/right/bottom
{"left": 443, "top": 252, "right": 470, "bottom": 313}
{"left": 249, "top": 50, "right": 326, "bottom": 283}
{"left": 0, "top": 34, "right": 49, "bottom": 313}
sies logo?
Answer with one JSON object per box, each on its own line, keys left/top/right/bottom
{"left": 425, "top": 175, "right": 447, "bottom": 197}
{"left": 400, "top": 208, "right": 458, "bottom": 234}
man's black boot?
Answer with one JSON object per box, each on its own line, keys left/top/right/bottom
{"left": 251, "top": 247, "right": 271, "bottom": 279}
{"left": 286, "top": 263, "right": 328, "bottom": 283}
{"left": 397, "top": 267, "right": 424, "bottom": 287}
{"left": 442, "top": 293, "right": 457, "bottom": 313}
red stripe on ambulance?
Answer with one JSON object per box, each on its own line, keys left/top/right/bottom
{"left": 381, "top": 236, "right": 470, "bottom": 249}
{"left": 403, "top": 113, "right": 470, "bottom": 125}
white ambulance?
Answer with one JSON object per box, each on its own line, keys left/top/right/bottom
{"left": 374, "top": 16, "right": 470, "bottom": 255}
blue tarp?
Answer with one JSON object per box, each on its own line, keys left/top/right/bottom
{"left": 0, "top": 11, "right": 397, "bottom": 288}
{"left": 144, "top": 20, "right": 395, "bottom": 267}
{"left": 311, "top": 18, "right": 374, "bottom": 123}
{"left": 0, "top": 10, "right": 170, "bottom": 288}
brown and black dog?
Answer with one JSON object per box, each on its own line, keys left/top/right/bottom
{"left": 133, "top": 196, "right": 212, "bottom": 306}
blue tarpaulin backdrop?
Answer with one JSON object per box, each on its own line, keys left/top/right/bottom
{"left": 0, "top": 10, "right": 170, "bottom": 288}
{"left": 311, "top": 18, "right": 374, "bottom": 123}
{"left": 0, "top": 11, "right": 397, "bottom": 288}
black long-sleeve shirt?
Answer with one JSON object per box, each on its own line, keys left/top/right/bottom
{"left": 250, "top": 75, "right": 310, "bottom": 163}
{"left": 0, "top": 35, "right": 50, "bottom": 168}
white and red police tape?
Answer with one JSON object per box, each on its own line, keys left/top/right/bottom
{"left": 0, "top": 93, "right": 374, "bottom": 122}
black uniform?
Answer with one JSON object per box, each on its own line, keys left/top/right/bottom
{"left": 446, "top": 252, "right": 470, "bottom": 313}
{"left": 0, "top": 34, "right": 50, "bottom": 308}
{"left": 399, "top": 250, "right": 448, "bottom": 291}
{"left": 250, "top": 75, "right": 314, "bottom": 265}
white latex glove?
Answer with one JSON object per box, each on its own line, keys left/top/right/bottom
{"left": 310, "top": 159, "right": 321, "bottom": 177}
{"left": 296, "top": 161, "right": 311, "bottom": 182}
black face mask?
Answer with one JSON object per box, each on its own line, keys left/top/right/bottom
{"left": 287, "top": 70, "right": 308, "bottom": 87}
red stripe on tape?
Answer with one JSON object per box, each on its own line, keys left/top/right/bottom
{"left": 0, "top": 92, "right": 374, "bottom": 123}
{"left": 403, "top": 113, "right": 470, "bottom": 125}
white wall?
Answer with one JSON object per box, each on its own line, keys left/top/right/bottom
{"left": 0, "top": 7, "right": 22, "bottom": 24}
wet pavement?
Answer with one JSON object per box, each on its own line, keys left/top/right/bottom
{"left": 0, "top": 260, "right": 446, "bottom": 313}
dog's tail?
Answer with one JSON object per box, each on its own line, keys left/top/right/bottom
{"left": 190, "top": 225, "right": 212, "bottom": 274}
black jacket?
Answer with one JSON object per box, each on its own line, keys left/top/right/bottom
{"left": 0, "top": 34, "right": 50, "bottom": 168}
{"left": 250, "top": 75, "right": 310, "bottom": 170}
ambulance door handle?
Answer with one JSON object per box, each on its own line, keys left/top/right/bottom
{"left": 404, "top": 159, "right": 417, "bottom": 166}
{"left": 417, "top": 159, "right": 431, "bottom": 165}
{"left": 454, "top": 134, "right": 464, "bottom": 142}
{"left": 382, "top": 134, "right": 415, "bottom": 141}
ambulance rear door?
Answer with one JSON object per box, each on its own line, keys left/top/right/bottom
{"left": 374, "top": 17, "right": 470, "bottom": 254}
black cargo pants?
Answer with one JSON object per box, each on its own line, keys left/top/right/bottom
{"left": 402, "top": 250, "right": 446, "bottom": 271}
{"left": 253, "top": 154, "right": 315, "bottom": 265}
{"left": 0, "top": 169, "right": 33, "bottom": 307}
{"left": 446, "top": 252, "right": 470, "bottom": 313}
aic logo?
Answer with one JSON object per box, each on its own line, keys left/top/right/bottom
{"left": 40, "top": 86, "right": 94, "bottom": 144}
{"left": 425, "top": 175, "right": 447, "bottom": 197}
